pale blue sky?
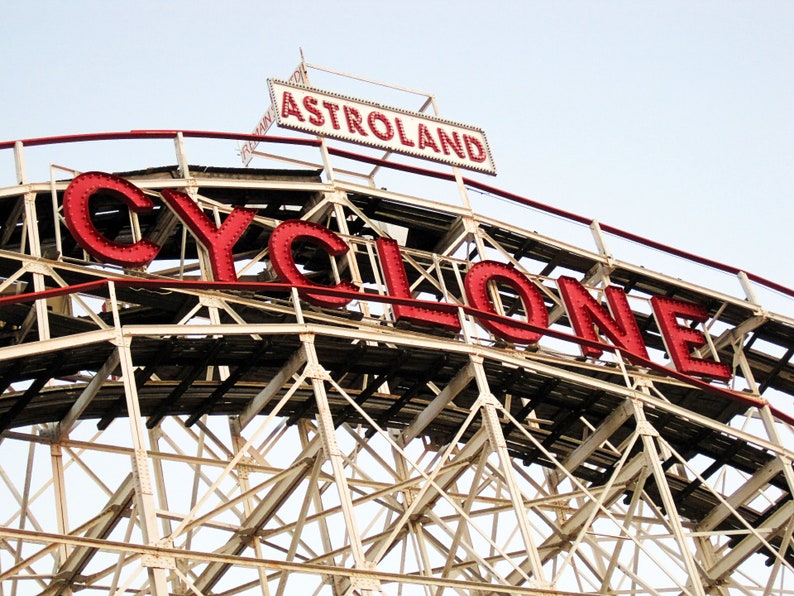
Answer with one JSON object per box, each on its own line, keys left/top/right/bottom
{"left": 2, "top": 1, "right": 792, "bottom": 294}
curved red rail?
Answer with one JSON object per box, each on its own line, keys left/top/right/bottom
{"left": 2, "top": 129, "right": 791, "bottom": 300}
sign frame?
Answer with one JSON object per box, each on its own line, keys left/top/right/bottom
{"left": 268, "top": 79, "right": 497, "bottom": 175}
{"left": 240, "top": 66, "right": 307, "bottom": 166}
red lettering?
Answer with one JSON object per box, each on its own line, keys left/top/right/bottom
{"left": 280, "top": 91, "right": 305, "bottom": 121}
{"left": 343, "top": 105, "right": 367, "bottom": 136}
{"left": 651, "top": 296, "right": 732, "bottom": 381}
{"left": 322, "top": 101, "right": 342, "bottom": 129}
{"left": 464, "top": 261, "right": 548, "bottom": 344}
{"left": 367, "top": 111, "right": 394, "bottom": 141}
{"left": 303, "top": 96, "right": 324, "bottom": 126}
{"left": 253, "top": 112, "right": 274, "bottom": 136}
{"left": 395, "top": 118, "right": 415, "bottom": 147}
{"left": 376, "top": 238, "right": 460, "bottom": 330}
{"left": 63, "top": 172, "right": 160, "bottom": 268}
{"left": 57, "top": 176, "right": 737, "bottom": 387}
{"left": 417, "top": 124, "right": 440, "bottom": 153}
{"left": 268, "top": 220, "right": 358, "bottom": 309}
{"left": 557, "top": 277, "right": 649, "bottom": 359}
{"left": 464, "top": 135, "right": 486, "bottom": 163}
{"left": 437, "top": 129, "right": 465, "bottom": 158}
{"left": 160, "top": 189, "right": 256, "bottom": 282}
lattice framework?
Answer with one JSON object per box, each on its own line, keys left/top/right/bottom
{"left": 0, "top": 131, "right": 792, "bottom": 595}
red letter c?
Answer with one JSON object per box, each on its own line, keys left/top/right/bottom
{"left": 63, "top": 172, "right": 160, "bottom": 268}
{"left": 268, "top": 220, "right": 358, "bottom": 309}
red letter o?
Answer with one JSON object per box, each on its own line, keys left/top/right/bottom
{"left": 464, "top": 261, "right": 548, "bottom": 344}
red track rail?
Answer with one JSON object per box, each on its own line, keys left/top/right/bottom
{"left": 2, "top": 129, "right": 791, "bottom": 301}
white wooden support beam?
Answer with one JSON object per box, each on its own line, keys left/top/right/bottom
{"left": 707, "top": 500, "right": 794, "bottom": 582}
{"left": 506, "top": 453, "right": 648, "bottom": 586}
{"left": 54, "top": 351, "right": 120, "bottom": 441}
{"left": 364, "top": 428, "right": 490, "bottom": 565}
{"left": 0, "top": 329, "right": 116, "bottom": 362}
{"left": 173, "top": 131, "right": 190, "bottom": 179}
{"left": 49, "top": 474, "right": 135, "bottom": 593}
{"left": 599, "top": 465, "right": 652, "bottom": 593}
{"left": 227, "top": 420, "right": 270, "bottom": 595}
{"left": 737, "top": 271, "right": 760, "bottom": 306}
{"left": 697, "top": 457, "right": 782, "bottom": 532}
{"left": 551, "top": 398, "right": 633, "bottom": 485}
{"left": 22, "top": 192, "right": 50, "bottom": 342}
{"left": 431, "top": 217, "right": 469, "bottom": 257}
{"left": 14, "top": 141, "right": 26, "bottom": 185}
{"left": 759, "top": 405, "right": 794, "bottom": 498}
{"left": 237, "top": 347, "right": 307, "bottom": 430}
{"left": 300, "top": 333, "right": 377, "bottom": 591}
{"left": 115, "top": 338, "right": 173, "bottom": 595}
{"left": 471, "top": 354, "right": 548, "bottom": 586}
{"left": 633, "top": 402, "right": 707, "bottom": 596}
{"left": 23, "top": 193, "right": 42, "bottom": 257}
{"left": 557, "top": 454, "right": 647, "bottom": 540}
{"left": 193, "top": 437, "right": 323, "bottom": 593}
{"left": 589, "top": 219, "right": 612, "bottom": 260}
{"left": 48, "top": 441, "right": 70, "bottom": 568}
{"left": 399, "top": 362, "right": 475, "bottom": 446}
{"left": 710, "top": 314, "right": 767, "bottom": 353}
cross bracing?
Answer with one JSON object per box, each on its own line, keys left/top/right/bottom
{"left": 0, "top": 132, "right": 792, "bottom": 595}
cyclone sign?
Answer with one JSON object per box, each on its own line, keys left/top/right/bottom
{"left": 269, "top": 79, "right": 497, "bottom": 175}
{"left": 62, "top": 171, "right": 734, "bottom": 386}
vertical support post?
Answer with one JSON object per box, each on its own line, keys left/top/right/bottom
{"left": 49, "top": 167, "right": 64, "bottom": 258}
{"left": 467, "top": 216, "right": 488, "bottom": 262}
{"left": 297, "top": 419, "right": 338, "bottom": 586}
{"left": 49, "top": 440, "right": 70, "bottom": 565}
{"left": 109, "top": 282, "right": 172, "bottom": 595}
{"left": 631, "top": 399, "right": 706, "bottom": 596}
{"left": 174, "top": 131, "right": 190, "bottom": 179}
{"left": 14, "top": 141, "right": 26, "bottom": 185}
{"left": 229, "top": 418, "right": 272, "bottom": 596}
{"left": 115, "top": 338, "right": 172, "bottom": 595}
{"left": 599, "top": 466, "right": 650, "bottom": 593}
{"left": 452, "top": 167, "right": 472, "bottom": 211}
{"left": 329, "top": 193, "right": 370, "bottom": 320}
{"left": 470, "top": 354, "right": 548, "bottom": 586}
{"left": 589, "top": 219, "right": 615, "bottom": 288}
{"left": 737, "top": 271, "right": 760, "bottom": 306}
{"left": 300, "top": 333, "right": 381, "bottom": 594}
{"left": 589, "top": 219, "right": 612, "bottom": 260}
{"left": 23, "top": 192, "right": 51, "bottom": 341}
{"left": 23, "top": 193, "right": 42, "bottom": 251}
{"left": 299, "top": 67, "right": 337, "bottom": 185}
{"left": 426, "top": 95, "right": 473, "bottom": 213}
{"left": 147, "top": 428, "right": 174, "bottom": 540}
{"left": 291, "top": 287, "right": 305, "bottom": 324}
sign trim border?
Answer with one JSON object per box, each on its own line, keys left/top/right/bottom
{"left": 268, "top": 79, "right": 497, "bottom": 175}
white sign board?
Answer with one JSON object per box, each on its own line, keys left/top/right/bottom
{"left": 268, "top": 79, "right": 496, "bottom": 175}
